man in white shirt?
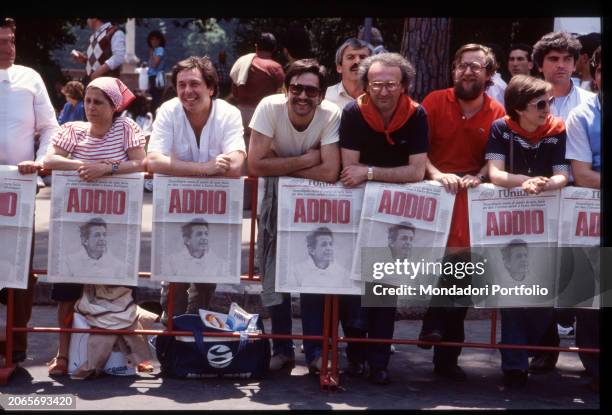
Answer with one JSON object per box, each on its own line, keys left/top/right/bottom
{"left": 530, "top": 31, "right": 595, "bottom": 372}
{"left": 248, "top": 58, "right": 341, "bottom": 373}
{"left": 533, "top": 31, "right": 595, "bottom": 121}
{"left": 0, "top": 17, "right": 59, "bottom": 364}
{"left": 147, "top": 56, "right": 246, "bottom": 325}
{"left": 72, "top": 18, "right": 126, "bottom": 82}
{"left": 325, "top": 38, "right": 372, "bottom": 110}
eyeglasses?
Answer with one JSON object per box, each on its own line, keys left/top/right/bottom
{"left": 368, "top": 81, "right": 401, "bottom": 93}
{"left": 288, "top": 83, "right": 321, "bottom": 98}
{"left": 527, "top": 96, "right": 554, "bottom": 111}
{"left": 456, "top": 61, "right": 487, "bottom": 73}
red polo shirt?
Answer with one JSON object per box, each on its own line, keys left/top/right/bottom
{"left": 422, "top": 88, "right": 505, "bottom": 247}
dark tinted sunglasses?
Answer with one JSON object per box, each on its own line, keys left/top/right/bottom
{"left": 528, "top": 96, "right": 554, "bottom": 111}
{"left": 289, "top": 83, "right": 321, "bottom": 98}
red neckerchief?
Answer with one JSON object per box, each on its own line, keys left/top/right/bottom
{"left": 504, "top": 114, "right": 566, "bottom": 144}
{"left": 357, "top": 94, "right": 419, "bottom": 145}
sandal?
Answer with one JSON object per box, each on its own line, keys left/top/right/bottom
{"left": 48, "top": 356, "right": 68, "bottom": 376}
{"left": 137, "top": 360, "right": 154, "bottom": 373}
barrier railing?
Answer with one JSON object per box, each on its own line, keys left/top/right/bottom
{"left": 0, "top": 175, "right": 600, "bottom": 390}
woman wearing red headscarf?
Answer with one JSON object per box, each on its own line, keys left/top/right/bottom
{"left": 43, "top": 77, "right": 150, "bottom": 377}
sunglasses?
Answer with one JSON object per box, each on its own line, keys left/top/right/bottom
{"left": 527, "top": 96, "right": 554, "bottom": 111}
{"left": 288, "top": 83, "right": 321, "bottom": 98}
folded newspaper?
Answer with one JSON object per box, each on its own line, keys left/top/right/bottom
{"left": 198, "top": 303, "right": 259, "bottom": 333}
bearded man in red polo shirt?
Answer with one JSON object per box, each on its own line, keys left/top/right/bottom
{"left": 418, "top": 44, "right": 505, "bottom": 381}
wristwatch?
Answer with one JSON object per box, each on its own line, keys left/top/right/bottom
{"left": 477, "top": 173, "right": 487, "bottom": 182}
{"left": 110, "top": 162, "right": 120, "bottom": 175}
{"left": 367, "top": 166, "right": 374, "bottom": 181}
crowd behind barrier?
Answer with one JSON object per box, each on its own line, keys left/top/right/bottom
{"left": 0, "top": 17, "right": 602, "bottom": 395}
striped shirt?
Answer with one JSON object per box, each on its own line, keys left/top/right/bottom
{"left": 52, "top": 117, "right": 145, "bottom": 162}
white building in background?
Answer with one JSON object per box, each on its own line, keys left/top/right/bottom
{"left": 553, "top": 17, "right": 601, "bottom": 35}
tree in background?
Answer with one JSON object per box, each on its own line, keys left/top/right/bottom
{"left": 401, "top": 18, "right": 452, "bottom": 103}
{"left": 13, "top": 18, "right": 80, "bottom": 110}
{"left": 232, "top": 18, "right": 405, "bottom": 86}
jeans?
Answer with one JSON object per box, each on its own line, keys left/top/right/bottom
{"left": 422, "top": 306, "right": 469, "bottom": 368}
{"left": 300, "top": 293, "right": 325, "bottom": 364}
{"left": 267, "top": 293, "right": 295, "bottom": 358}
{"left": 420, "top": 251, "right": 473, "bottom": 368}
{"left": 340, "top": 292, "right": 396, "bottom": 371}
{"left": 500, "top": 308, "right": 554, "bottom": 371}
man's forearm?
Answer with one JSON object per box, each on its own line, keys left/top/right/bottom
{"left": 292, "top": 162, "right": 339, "bottom": 183}
{"left": 373, "top": 164, "right": 424, "bottom": 183}
{"left": 249, "top": 154, "right": 313, "bottom": 177}
{"left": 148, "top": 157, "right": 207, "bottom": 176}
{"left": 574, "top": 170, "right": 601, "bottom": 189}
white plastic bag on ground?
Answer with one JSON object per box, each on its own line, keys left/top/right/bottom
{"left": 68, "top": 312, "right": 136, "bottom": 376}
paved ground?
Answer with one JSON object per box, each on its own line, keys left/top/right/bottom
{"left": 0, "top": 305, "right": 599, "bottom": 410}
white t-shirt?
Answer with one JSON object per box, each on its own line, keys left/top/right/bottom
{"left": 148, "top": 97, "right": 246, "bottom": 162}
{"left": 249, "top": 94, "right": 341, "bottom": 157}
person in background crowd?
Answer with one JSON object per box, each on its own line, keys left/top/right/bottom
{"left": 214, "top": 50, "right": 231, "bottom": 99}
{"left": 529, "top": 30, "right": 595, "bottom": 372}
{"left": 357, "top": 26, "right": 388, "bottom": 54}
{"left": 325, "top": 38, "right": 373, "bottom": 109}
{"left": 122, "top": 93, "right": 153, "bottom": 137}
{"left": 507, "top": 43, "right": 534, "bottom": 78}
{"left": 573, "top": 32, "right": 601, "bottom": 92}
{"left": 71, "top": 18, "right": 125, "bottom": 84}
{"left": 339, "top": 53, "right": 428, "bottom": 384}
{"left": 58, "top": 80, "right": 86, "bottom": 125}
{"left": 230, "top": 32, "right": 285, "bottom": 140}
{"left": 146, "top": 56, "right": 246, "bottom": 325}
{"left": 418, "top": 43, "right": 505, "bottom": 382}
{"left": 146, "top": 30, "right": 166, "bottom": 112}
{"left": 564, "top": 45, "right": 601, "bottom": 393}
{"left": 0, "top": 17, "right": 59, "bottom": 365}
{"left": 43, "top": 76, "right": 148, "bottom": 376}
{"left": 485, "top": 74, "right": 569, "bottom": 388}
{"left": 248, "top": 59, "right": 340, "bottom": 375}
{"left": 281, "top": 23, "right": 312, "bottom": 68}
{"left": 484, "top": 43, "right": 507, "bottom": 106}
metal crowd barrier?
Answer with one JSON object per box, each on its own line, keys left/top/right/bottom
{"left": 0, "top": 176, "right": 600, "bottom": 390}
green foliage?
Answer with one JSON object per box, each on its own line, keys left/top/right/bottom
{"left": 12, "top": 18, "right": 81, "bottom": 109}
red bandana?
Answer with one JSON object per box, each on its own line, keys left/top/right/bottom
{"left": 357, "top": 94, "right": 419, "bottom": 145}
{"left": 504, "top": 114, "right": 566, "bottom": 144}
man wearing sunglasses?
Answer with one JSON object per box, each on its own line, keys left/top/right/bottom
{"left": 248, "top": 59, "right": 341, "bottom": 374}
{"left": 339, "top": 52, "right": 428, "bottom": 385}
{"left": 417, "top": 44, "right": 505, "bottom": 382}
{"left": 530, "top": 30, "right": 596, "bottom": 374}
